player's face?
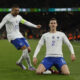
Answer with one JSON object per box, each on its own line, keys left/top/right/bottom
{"left": 12, "top": 8, "right": 19, "bottom": 16}
{"left": 49, "top": 20, "right": 58, "bottom": 31}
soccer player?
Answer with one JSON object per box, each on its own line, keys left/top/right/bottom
{"left": 0, "top": 5, "right": 41, "bottom": 71}
{"left": 33, "top": 18, "right": 76, "bottom": 75}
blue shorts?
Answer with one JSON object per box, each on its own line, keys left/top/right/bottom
{"left": 41, "top": 57, "right": 66, "bottom": 72}
{"left": 11, "top": 38, "right": 29, "bottom": 50}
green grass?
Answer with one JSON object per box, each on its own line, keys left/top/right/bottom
{"left": 0, "top": 39, "right": 80, "bottom": 80}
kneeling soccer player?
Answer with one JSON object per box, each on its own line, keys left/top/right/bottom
{"left": 33, "top": 18, "right": 76, "bottom": 74}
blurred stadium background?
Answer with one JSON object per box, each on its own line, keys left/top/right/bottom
{"left": 0, "top": 0, "right": 80, "bottom": 41}
{"left": 0, "top": 0, "right": 80, "bottom": 80}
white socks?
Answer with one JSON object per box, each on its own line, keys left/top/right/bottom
{"left": 17, "top": 48, "right": 32, "bottom": 68}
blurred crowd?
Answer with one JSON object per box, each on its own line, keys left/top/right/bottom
{"left": 0, "top": 27, "right": 80, "bottom": 41}
{"left": 0, "top": 12, "right": 80, "bottom": 41}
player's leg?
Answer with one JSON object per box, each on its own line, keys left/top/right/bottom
{"left": 21, "top": 46, "right": 35, "bottom": 70}
{"left": 55, "top": 57, "right": 70, "bottom": 75}
{"left": 11, "top": 38, "right": 27, "bottom": 70}
{"left": 18, "top": 38, "right": 35, "bottom": 71}
{"left": 11, "top": 38, "right": 35, "bottom": 70}
{"left": 61, "top": 64, "right": 70, "bottom": 75}
{"left": 27, "top": 47, "right": 31, "bottom": 53}
{"left": 36, "top": 64, "right": 46, "bottom": 74}
{"left": 21, "top": 45, "right": 31, "bottom": 53}
{"left": 36, "top": 57, "right": 54, "bottom": 74}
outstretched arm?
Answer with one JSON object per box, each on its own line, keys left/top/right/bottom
{"left": 20, "top": 19, "right": 41, "bottom": 28}
{"left": 0, "top": 16, "right": 7, "bottom": 29}
{"left": 63, "top": 33, "right": 76, "bottom": 61}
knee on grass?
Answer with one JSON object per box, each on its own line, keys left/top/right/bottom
{"left": 36, "top": 69, "right": 43, "bottom": 74}
{"left": 62, "top": 71, "right": 70, "bottom": 75}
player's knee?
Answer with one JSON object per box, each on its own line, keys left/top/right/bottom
{"left": 36, "top": 69, "right": 42, "bottom": 74}
{"left": 65, "top": 71, "right": 70, "bottom": 75}
{"left": 21, "top": 46, "right": 31, "bottom": 53}
{"left": 21, "top": 45, "right": 27, "bottom": 50}
{"left": 27, "top": 47, "right": 31, "bottom": 53}
{"left": 63, "top": 71, "right": 70, "bottom": 75}
{"left": 36, "top": 71, "right": 42, "bottom": 75}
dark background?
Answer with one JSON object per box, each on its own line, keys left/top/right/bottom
{"left": 0, "top": 0, "right": 80, "bottom": 8}
{"left": 0, "top": 0, "right": 80, "bottom": 39}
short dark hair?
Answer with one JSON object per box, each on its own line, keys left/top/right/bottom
{"left": 49, "top": 18, "right": 57, "bottom": 22}
{"left": 12, "top": 4, "right": 19, "bottom": 8}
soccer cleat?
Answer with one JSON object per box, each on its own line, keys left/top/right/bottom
{"left": 43, "top": 70, "right": 52, "bottom": 74}
{"left": 28, "top": 66, "right": 36, "bottom": 71}
{"left": 16, "top": 62, "right": 26, "bottom": 70}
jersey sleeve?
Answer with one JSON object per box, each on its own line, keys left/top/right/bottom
{"left": 33, "top": 35, "right": 45, "bottom": 58}
{"left": 62, "top": 33, "right": 75, "bottom": 54}
{"left": 0, "top": 16, "right": 8, "bottom": 29}
{"left": 20, "top": 16, "right": 37, "bottom": 28}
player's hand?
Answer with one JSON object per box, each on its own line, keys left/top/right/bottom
{"left": 36, "top": 25, "right": 41, "bottom": 28}
{"left": 71, "top": 54, "right": 76, "bottom": 61}
{"left": 33, "top": 57, "right": 37, "bottom": 65}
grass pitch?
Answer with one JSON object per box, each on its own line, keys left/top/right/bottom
{"left": 0, "top": 39, "right": 80, "bottom": 80}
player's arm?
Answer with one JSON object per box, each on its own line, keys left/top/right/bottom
{"left": 0, "top": 16, "right": 7, "bottom": 29}
{"left": 63, "top": 33, "right": 76, "bottom": 61}
{"left": 33, "top": 35, "right": 45, "bottom": 65}
{"left": 20, "top": 18, "right": 41, "bottom": 28}
{"left": 33, "top": 43, "right": 42, "bottom": 65}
